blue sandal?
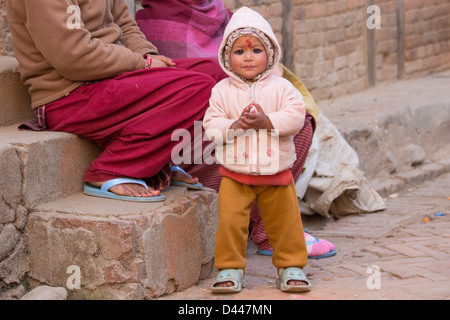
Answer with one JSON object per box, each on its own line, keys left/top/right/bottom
{"left": 84, "top": 178, "right": 166, "bottom": 202}
{"left": 170, "top": 165, "right": 203, "bottom": 190}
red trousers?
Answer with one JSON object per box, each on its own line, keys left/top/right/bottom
{"left": 45, "top": 58, "right": 226, "bottom": 186}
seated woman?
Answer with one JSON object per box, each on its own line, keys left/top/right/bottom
{"left": 7, "top": 0, "right": 226, "bottom": 203}
{"left": 136, "top": 0, "right": 336, "bottom": 259}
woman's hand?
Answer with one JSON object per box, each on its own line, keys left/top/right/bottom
{"left": 148, "top": 55, "right": 176, "bottom": 68}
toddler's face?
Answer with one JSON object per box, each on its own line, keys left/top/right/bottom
{"left": 230, "top": 36, "right": 268, "bottom": 81}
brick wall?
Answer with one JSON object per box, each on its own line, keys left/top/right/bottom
{"left": 0, "top": 0, "right": 12, "bottom": 56}
{"left": 403, "top": 0, "right": 450, "bottom": 78}
{"left": 1, "top": 0, "right": 450, "bottom": 100}
{"left": 222, "top": 0, "right": 450, "bottom": 101}
{"left": 222, "top": 0, "right": 369, "bottom": 100}
{"left": 293, "top": 0, "right": 368, "bottom": 100}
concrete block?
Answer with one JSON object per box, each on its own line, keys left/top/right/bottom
{"left": 396, "top": 168, "right": 430, "bottom": 186}
{"left": 394, "top": 162, "right": 446, "bottom": 187}
{"left": 0, "top": 125, "right": 101, "bottom": 208}
{"left": 21, "top": 286, "right": 67, "bottom": 300}
{"left": 0, "top": 224, "right": 19, "bottom": 261}
{"left": 0, "top": 142, "right": 22, "bottom": 224}
{"left": 26, "top": 187, "right": 218, "bottom": 300}
{"left": 371, "top": 177, "right": 406, "bottom": 197}
{"left": 0, "top": 56, "right": 33, "bottom": 126}
{"left": 0, "top": 237, "right": 29, "bottom": 284}
{"left": 401, "top": 143, "right": 426, "bottom": 166}
{"left": 320, "top": 70, "right": 450, "bottom": 180}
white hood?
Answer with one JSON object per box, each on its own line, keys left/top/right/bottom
{"left": 218, "top": 6, "right": 281, "bottom": 82}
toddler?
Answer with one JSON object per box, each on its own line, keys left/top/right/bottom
{"left": 203, "top": 7, "right": 311, "bottom": 293}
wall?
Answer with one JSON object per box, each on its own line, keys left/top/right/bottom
{"left": 0, "top": 0, "right": 12, "bottom": 56}
{"left": 403, "top": 0, "right": 450, "bottom": 78}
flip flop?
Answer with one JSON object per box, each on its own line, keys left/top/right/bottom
{"left": 84, "top": 178, "right": 166, "bottom": 202}
{"left": 277, "top": 267, "right": 311, "bottom": 292}
{"left": 211, "top": 269, "right": 247, "bottom": 294}
{"left": 308, "top": 249, "right": 337, "bottom": 259}
{"left": 170, "top": 165, "right": 203, "bottom": 190}
{"left": 304, "top": 233, "right": 337, "bottom": 259}
{"left": 257, "top": 232, "right": 337, "bottom": 259}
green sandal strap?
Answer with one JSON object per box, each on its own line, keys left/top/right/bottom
{"left": 277, "top": 267, "right": 311, "bottom": 292}
{"left": 211, "top": 269, "right": 247, "bottom": 294}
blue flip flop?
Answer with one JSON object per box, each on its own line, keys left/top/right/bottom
{"left": 308, "top": 249, "right": 337, "bottom": 259}
{"left": 257, "top": 248, "right": 337, "bottom": 259}
{"left": 170, "top": 166, "right": 203, "bottom": 190}
{"left": 257, "top": 234, "right": 338, "bottom": 260}
{"left": 84, "top": 178, "right": 166, "bottom": 202}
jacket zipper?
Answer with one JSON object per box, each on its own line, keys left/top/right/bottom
{"left": 250, "top": 82, "right": 258, "bottom": 169}
{"left": 250, "top": 82, "right": 257, "bottom": 102}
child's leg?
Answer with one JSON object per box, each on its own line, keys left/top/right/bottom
{"left": 248, "top": 115, "right": 314, "bottom": 251}
{"left": 214, "top": 177, "right": 256, "bottom": 271}
{"left": 254, "top": 181, "right": 308, "bottom": 269}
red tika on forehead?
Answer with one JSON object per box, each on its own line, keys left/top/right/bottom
{"left": 246, "top": 38, "right": 253, "bottom": 48}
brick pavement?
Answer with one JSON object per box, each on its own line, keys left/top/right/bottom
{"left": 159, "top": 172, "right": 450, "bottom": 300}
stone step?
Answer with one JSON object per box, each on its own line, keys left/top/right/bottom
{"left": 0, "top": 56, "right": 33, "bottom": 126}
{"left": 0, "top": 54, "right": 219, "bottom": 299}
{"left": 26, "top": 187, "right": 218, "bottom": 300}
{"left": 0, "top": 123, "right": 218, "bottom": 300}
{"left": 0, "top": 125, "right": 100, "bottom": 208}
{"left": 319, "top": 70, "right": 450, "bottom": 181}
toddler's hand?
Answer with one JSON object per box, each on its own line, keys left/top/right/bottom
{"left": 239, "top": 103, "right": 273, "bottom": 130}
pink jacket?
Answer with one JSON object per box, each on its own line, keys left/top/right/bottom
{"left": 203, "top": 7, "right": 306, "bottom": 175}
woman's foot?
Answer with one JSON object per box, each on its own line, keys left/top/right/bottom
{"left": 257, "top": 233, "right": 337, "bottom": 259}
{"left": 171, "top": 167, "right": 200, "bottom": 185}
{"left": 89, "top": 179, "right": 160, "bottom": 198}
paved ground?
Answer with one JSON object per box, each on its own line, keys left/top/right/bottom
{"left": 159, "top": 171, "right": 450, "bottom": 300}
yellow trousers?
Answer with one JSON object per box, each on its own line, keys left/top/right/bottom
{"left": 214, "top": 177, "right": 308, "bottom": 272}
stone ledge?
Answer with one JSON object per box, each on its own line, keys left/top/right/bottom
{"left": 371, "top": 158, "right": 450, "bottom": 197}
{"left": 0, "top": 56, "right": 33, "bottom": 126}
{"left": 319, "top": 70, "right": 450, "bottom": 180}
{"left": 0, "top": 125, "right": 101, "bottom": 208}
{"left": 26, "top": 187, "right": 218, "bottom": 300}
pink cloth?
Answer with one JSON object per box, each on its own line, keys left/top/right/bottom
{"left": 136, "top": 0, "right": 231, "bottom": 59}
